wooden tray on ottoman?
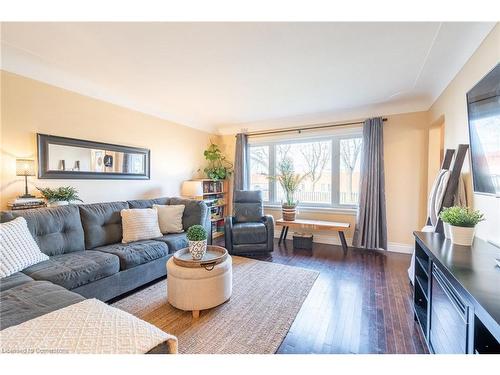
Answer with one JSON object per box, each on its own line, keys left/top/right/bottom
{"left": 173, "top": 245, "right": 228, "bottom": 270}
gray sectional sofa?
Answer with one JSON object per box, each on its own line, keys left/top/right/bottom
{"left": 0, "top": 197, "right": 210, "bottom": 331}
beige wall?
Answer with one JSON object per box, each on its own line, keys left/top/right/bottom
{"left": 0, "top": 71, "right": 211, "bottom": 208}
{"left": 219, "top": 111, "right": 430, "bottom": 248}
{"left": 429, "top": 24, "right": 500, "bottom": 244}
{"left": 426, "top": 119, "right": 444, "bottom": 197}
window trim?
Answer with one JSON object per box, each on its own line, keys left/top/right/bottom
{"left": 249, "top": 131, "right": 362, "bottom": 210}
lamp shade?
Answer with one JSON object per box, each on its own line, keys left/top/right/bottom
{"left": 16, "top": 159, "right": 35, "bottom": 176}
{"left": 181, "top": 180, "right": 203, "bottom": 198}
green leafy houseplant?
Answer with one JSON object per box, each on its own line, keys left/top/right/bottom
{"left": 37, "top": 186, "right": 83, "bottom": 203}
{"left": 203, "top": 142, "right": 233, "bottom": 180}
{"left": 439, "top": 206, "right": 485, "bottom": 227}
{"left": 270, "top": 157, "right": 308, "bottom": 207}
{"left": 439, "top": 206, "right": 485, "bottom": 246}
{"left": 186, "top": 225, "right": 208, "bottom": 241}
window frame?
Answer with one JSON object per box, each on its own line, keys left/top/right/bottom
{"left": 248, "top": 131, "right": 363, "bottom": 210}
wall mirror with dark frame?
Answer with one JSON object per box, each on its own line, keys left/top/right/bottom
{"left": 37, "top": 134, "right": 150, "bottom": 180}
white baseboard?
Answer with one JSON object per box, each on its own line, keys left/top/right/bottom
{"left": 386, "top": 242, "right": 413, "bottom": 254}
{"left": 274, "top": 230, "right": 413, "bottom": 254}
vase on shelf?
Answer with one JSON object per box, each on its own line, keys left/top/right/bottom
{"left": 449, "top": 225, "right": 475, "bottom": 246}
{"left": 443, "top": 222, "right": 451, "bottom": 239}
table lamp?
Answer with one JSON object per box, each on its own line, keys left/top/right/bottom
{"left": 16, "top": 159, "right": 36, "bottom": 198}
{"left": 181, "top": 180, "right": 203, "bottom": 199}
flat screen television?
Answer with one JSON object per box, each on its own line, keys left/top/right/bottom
{"left": 467, "top": 63, "right": 500, "bottom": 197}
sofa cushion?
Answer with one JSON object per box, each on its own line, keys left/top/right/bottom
{"left": 0, "top": 272, "right": 34, "bottom": 292}
{"left": 155, "top": 233, "right": 188, "bottom": 253}
{"left": 169, "top": 198, "right": 209, "bottom": 230}
{"left": 232, "top": 222, "right": 267, "bottom": 245}
{"left": 121, "top": 208, "right": 163, "bottom": 243}
{"left": 79, "top": 201, "right": 129, "bottom": 249}
{"left": 127, "top": 197, "right": 170, "bottom": 209}
{"left": 154, "top": 204, "right": 185, "bottom": 234}
{"left": 0, "top": 217, "right": 49, "bottom": 278}
{"left": 0, "top": 280, "right": 85, "bottom": 330}
{"left": 0, "top": 205, "right": 85, "bottom": 256}
{"left": 93, "top": 240, "right": 168, "bottom": 270}
{"left": 22, "top": 251, "right": 120, "bottom": 290}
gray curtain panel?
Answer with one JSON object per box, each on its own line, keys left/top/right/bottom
{"left": 233, "top": 133, "right": 249, "bottom": 191}
{"left": 352, "top": 117, "right": 388, "bottom": 250}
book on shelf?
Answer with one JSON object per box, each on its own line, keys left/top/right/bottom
{"left": 12, "top": 197, "right": 45, "bottom": 204}
{"left": 199, "top": 179, "right": 227, "bottom": 238}
{"left": 211, "top": 220, "right": 225, "bottom": 239}
{"left": 202, "top": 180, "right": 224, "bottom": 194}
{"left": 8, "top": 198, "right": 47, "bottom": 210}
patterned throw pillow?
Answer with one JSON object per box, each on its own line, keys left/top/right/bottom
{"left": 0, "top": 217, "right": 49, "bottom": 278}
{"left": 121, "top": 208, "right": 163, "bottom": 243}
{"left": 153, "top": 204, "right": 185, "bottom": 234}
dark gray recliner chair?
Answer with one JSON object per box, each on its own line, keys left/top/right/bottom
{"left": 224, "top": 190, "right": 274, "bottom": 254}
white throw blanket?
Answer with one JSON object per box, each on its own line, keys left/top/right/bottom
{"left": 0, "top": 299, "right": 177, "bottom": 354}
{"left": 408, "top": 172, "right": 468, "bottom": 282}
{"left": 428, "top": 169, "right": 450, "bottom": 228}
{"left": 408, "top": 169, "right": 450, "bottom": 282}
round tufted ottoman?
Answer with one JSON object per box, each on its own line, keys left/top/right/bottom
{"left": 166, "top": 249, "right": 232, "bottom": 318}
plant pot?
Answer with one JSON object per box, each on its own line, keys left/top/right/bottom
{"left": 189, "top": 240, "right": 207, "bottom": 260}
{"left": 443, "top": 222, "right": 451, "bottom": 239}
{"left": 449, "top": 225, "right": 475, "bottom": 246}
{"left": 47, "top": 201, "right": 69, "bottom": 208}
{"left": 282, "top": 204, "right": 297, "bottom": 221}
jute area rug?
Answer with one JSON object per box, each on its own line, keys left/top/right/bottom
{"left": 112, "top": 256, "right": 318, "bottom": 354}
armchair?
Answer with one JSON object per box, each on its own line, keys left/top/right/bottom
{"left": 224, "top": 190, "right": 274, "bottom": 254}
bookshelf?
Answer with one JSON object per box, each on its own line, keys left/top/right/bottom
{"left": 198, "top": 179, "right": 228, "bottom": 240}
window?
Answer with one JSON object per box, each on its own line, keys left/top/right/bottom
{"left": 249, "top": 131, "right": 362, "bottom": 208}
{"left": 248, "top": 145, "right": 270, "bottom": 201}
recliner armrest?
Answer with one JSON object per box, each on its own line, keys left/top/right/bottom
{"left": 224, "top": 216, "right": 235, "bottom": 252}
{"left": 262, "top": 215, "right": 275, "bottom": 251}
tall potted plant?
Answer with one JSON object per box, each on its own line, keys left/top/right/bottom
{"left": 439, "top": 206, "right": 485, "bottom": 246}
{"left": 37, "top": 186, "right": 83, "bottom": 207}
{"left": 271, "top": 157, "right": 308, "bottom": 221}
{"left": 187, "top": 225, "right": 208, "bottom": 260}
{"left": 203, "top": 141, "right": 233, "bottom": 180}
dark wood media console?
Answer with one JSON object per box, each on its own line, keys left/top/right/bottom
{"left": 413, "top": 231, "right": 500, "bottom": 354}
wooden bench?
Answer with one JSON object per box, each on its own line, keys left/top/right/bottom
{"left": 275, "top": 218, "right": 350, "bottom": 255}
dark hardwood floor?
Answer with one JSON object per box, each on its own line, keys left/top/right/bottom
{"left": 215, "top": 237, "right": 428, "bottom": 354}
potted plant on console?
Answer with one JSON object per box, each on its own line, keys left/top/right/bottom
{"left": 187, "top": 224, "right": 208, "bottom": 260}
{"left": 37, "top": 186, "right": 83, "bottom": 207}
{"left": 270, "top": 157, "right": 308, "bottom": 221}
{"left": 439, "top": 206, "right": 485, "bottom": 246}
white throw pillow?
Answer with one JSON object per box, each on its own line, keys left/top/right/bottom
{"left": 0, "top": 217, "right": 49, "bottom": 278}
{"left": 121, "top": 208, "right": 163, "bottom": 243}
{"left": 153, "top": 204, "right": 185, "bottom": 234}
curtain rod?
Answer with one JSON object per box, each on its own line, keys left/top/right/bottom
{"left": 244, "top": 118, "right": 387, "bottom": 137}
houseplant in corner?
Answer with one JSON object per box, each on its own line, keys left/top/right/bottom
{"left": 271, "top": 157, "right": 308, "bottom": 221}
{"left": 439, "top": 206, "right": 485, "bottom": 246}
{"left": 187, "top": 225, "right": 208, "bottom": 260}
{"left": 37, "top": 186, "right": 83, "bottom": 207}
{"left": 202, "top": 141, "right": 233, "bottom": 180}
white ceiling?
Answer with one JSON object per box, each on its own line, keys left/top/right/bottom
{"left": 0, "top": 22, "right": 496, "bottom": 134}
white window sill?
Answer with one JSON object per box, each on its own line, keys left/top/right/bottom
{"left": 263, "top": 204, "right": 358, "bottom": 216}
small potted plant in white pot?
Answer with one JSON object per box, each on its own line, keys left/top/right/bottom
{"left": 439, "top": 206, "right": 485, "bottom": 246}
{"left": 187, "top": 225, "right": 208, "bottom": 260}
{"left": 270, "top": 157, "right": 308, "bottom": 221}
{"left": 37, "top": 186, "right": 83, "bottom": 207}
